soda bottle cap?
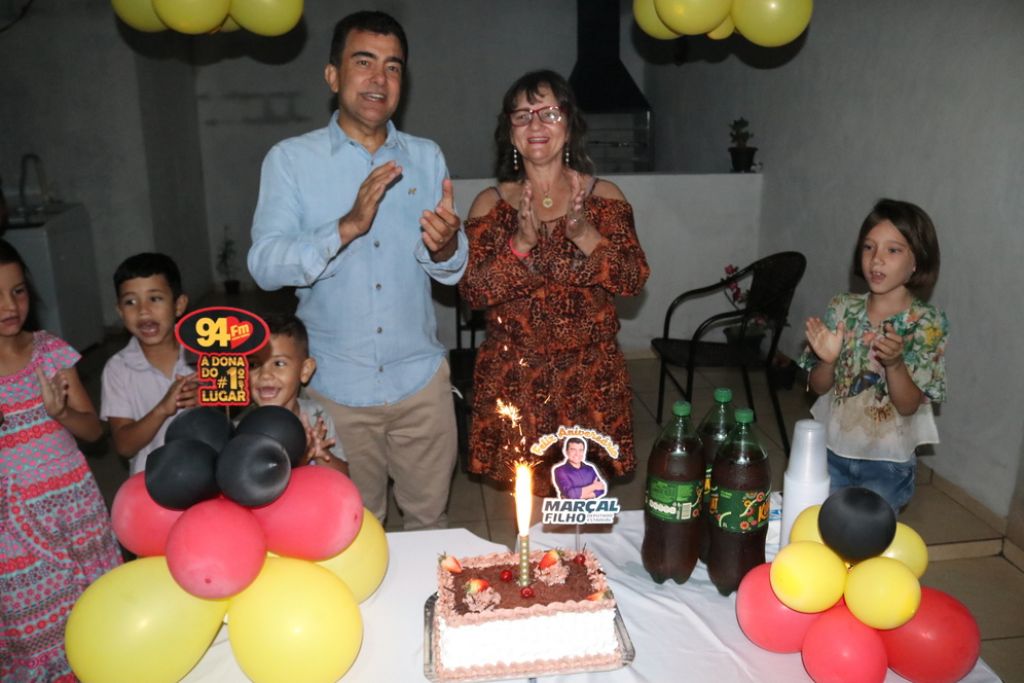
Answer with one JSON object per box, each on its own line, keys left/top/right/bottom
{"left": 672, "top": 400, "right": 691, "bottom": 417}
{"left": 713, "top": 387, "right": 732, "bottom": 403}
{"left": 735, "top": 408, "right": 754, "bottom": 424}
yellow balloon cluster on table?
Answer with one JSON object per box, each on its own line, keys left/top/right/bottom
{"left": 66, "top": 506, "right": 388, "bottom": 683}
{"left": 111, "top": 0, "right": 303, "bottom": 36}
{"left": 771, "top": 504, "right": 928, "bottom": 625}
{"left": 736, "top": 489, "right": 983, "bottom": 683}
{"left": 633, "top": 0, "right": 813, "bottom": 48}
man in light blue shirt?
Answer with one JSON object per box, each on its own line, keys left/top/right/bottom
{"left": 248, "top": 11, "right": 466, "bottom": 529}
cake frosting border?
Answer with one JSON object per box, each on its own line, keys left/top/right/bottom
{"left": 431, "top": 549, "right": 624, "bottom": 682}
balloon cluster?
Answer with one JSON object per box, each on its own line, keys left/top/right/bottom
{"left": 65, "top": 407, "right": 390, "bottom": 683}
{"left": 736, "top": 487, "right": 981, "bottom": 683}
{"left": 633, "top": 0, "right": 813, "bottom": 48}
{"left": 112, "top": 0, "right": 302, "bottom": 36}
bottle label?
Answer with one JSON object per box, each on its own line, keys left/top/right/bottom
{"left": 709, "top": 486, "right": 770, "bottom": 533}
{"left": 645, "top": 477, "right": 703, "bottom": 522}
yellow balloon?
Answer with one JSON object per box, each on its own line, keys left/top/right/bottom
{"left": 111, "top": 0, "right": 167, "bottom": 32}
{"left": 633, "top": 0, "right": 680, "bottom": 40}
{"left": 770, "top": 541, "right": 847, "bottom": 613}
{"left": 731, "top": 0, "right": 813, "bottom": 48}
{"left": 845, "top": 557, "right": 921, "bottom": 629}
{"left": 317, "top": 508, "right": 389, "bottom": 603}
{"left": 152, "top": 0, "right": 230, "bottom": 34}
{"left": 230, "top": 0, "right": 303, "bottom": 37}
{"left": 788, "top": 504, "right": 824, "bottom": 545}
{"left": 66, "top": 557, "right": 227, "bottom": 683}
{"left": 229, "top": 557, "right": 363, "bottom": 683}
{"left": 880, "top": 522, "right": 929, "bottom": 578}
{"left": 707, "top": 15, "right": 735, "bottom": 39}
{"left": 212, "top": 15, "right": 242, "bottom": 33}
{"left": 654, "top": 0, "right": 732, "bottom": 36}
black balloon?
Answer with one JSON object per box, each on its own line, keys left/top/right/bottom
{"left": 818, "top": 486, "right": 897, "bottom": 561}
{"left": 235, "top": 405, "right": 307, "bottom": 466}
{"left": 216, "top": 433, "right": 292, "bottom": 507}
{"left": 144, "top": 439, "right": 221, "bottom": 510}
{"left": 166, "top": 407, "right": 235, "bottom": 452}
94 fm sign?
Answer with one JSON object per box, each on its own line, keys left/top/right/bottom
{"left": 175, "top": 307, "right": 269, "bottom": 406}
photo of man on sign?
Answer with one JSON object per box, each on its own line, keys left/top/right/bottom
{"left": 551, "top": 437, "right": 607, "bottom": 500}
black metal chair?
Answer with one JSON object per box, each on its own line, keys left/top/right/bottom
{"left": 450, "top": 289, "right": 486, "bottom": 471}
{"left": 651, "top": 251, "right": 807, "bottom": 453}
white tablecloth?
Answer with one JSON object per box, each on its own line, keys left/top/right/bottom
{"left": 531, "top": 511, "right": 1001, "bottom": 683}
{"left": 184, "top": 528, "right": 507, "bottom": 683}
{"left": 185, "top": 512, "right": 1001, "bottom": 683}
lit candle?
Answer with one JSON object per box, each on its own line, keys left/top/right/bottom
{"left": 514, "top": 462, "right": 533, "bottom": 586}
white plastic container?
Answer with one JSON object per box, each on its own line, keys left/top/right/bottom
{"left": 779, "top": 419, "right": 830, "bottom": 548}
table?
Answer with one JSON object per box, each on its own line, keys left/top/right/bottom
{"left": 185, "top": 512, "right": 1001, "bottom": 683}
{"left": 531, "top": 512, "right": 1001, "bottom": 683}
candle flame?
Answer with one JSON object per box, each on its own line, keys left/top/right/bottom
{"left": 514, "top": 461, "right": 533, "bottom": 537}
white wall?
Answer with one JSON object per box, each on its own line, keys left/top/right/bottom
{"left": 442, "top": 174, "right": 763, "bottom": 352}
{"left": 0, "top": 3, "right": 212, "bottom": 324}
{"left": 643, "top": 0, "right": 1024, "bottom": 516}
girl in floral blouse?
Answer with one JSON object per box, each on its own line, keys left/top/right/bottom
{"left": 798, "top": 199, "right": 947, "bottom": 511}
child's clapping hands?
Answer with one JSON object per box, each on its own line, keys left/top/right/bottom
{"left": 300, "top": 413, "right": 348, "bottom": 475}
{"left": 804, "top": 317, "right": 846, "bottom": 364}
{"left": 871, "top": 322, "right": 906, "bottom": 368}
{"left": 36, "top": 366, "right": 70, "bottom": 419}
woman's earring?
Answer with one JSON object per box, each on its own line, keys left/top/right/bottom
{"left": 512, "top": 147, "right": 519, "bottom": 171}
{"left": 563, "top": 145, "right": 570, "bottom": 166}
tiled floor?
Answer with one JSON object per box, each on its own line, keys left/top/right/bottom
{"left": 77, "top": 292, "right": 1022, "bottom": 682}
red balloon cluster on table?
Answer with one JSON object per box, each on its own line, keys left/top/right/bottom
{"left": 66, "top": 407, "right": 389, "bottom": 683}
{"left": 736, "top": 487, "right": 980, "bottom": 683}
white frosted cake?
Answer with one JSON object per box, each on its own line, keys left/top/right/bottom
{"left": 433, "top": 549, "right": 621, "bottom": 681}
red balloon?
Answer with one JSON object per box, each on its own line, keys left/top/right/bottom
{"left": 802, "top": 603, "right": 887, "bottom": 683}
{"left": 110, "top": 472, "right": 183, "bottom": 556}
{"left": 165, "top": 498, "right": 266, "bottom": 599}
{"left": 879, "top": 587, "right": 980, "bottom": 683}
{"left": 736, "top": 563, "right": 821, "bottom": 652}
{"left": 251, "top": 467, "right": 364, "bottom": 560}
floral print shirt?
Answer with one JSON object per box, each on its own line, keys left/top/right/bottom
{"left": 797, "top": 292, "right": 949, "bottom": 462}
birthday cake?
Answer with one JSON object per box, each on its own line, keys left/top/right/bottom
{"left": 432, "top": 548, "right": 621, "bottom": 681}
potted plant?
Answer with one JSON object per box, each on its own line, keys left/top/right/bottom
{"left": 728, "top": 118, "right": 758, "bottom": 173}
{"left": 216, "top": 228, "right": 241, "bottom": 295}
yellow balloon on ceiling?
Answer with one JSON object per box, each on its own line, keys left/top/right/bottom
{"left": 212, "top": 15, "right": 243, "bottom": 33}
{"left": 230, "top": 0, "right": 304, "bottom": 37}
{"left": 707, "top": 15, "right": 735, "bottom": 40}
{"left": 731, "top": 0, "right": 813, "bottom": 48}
{"left": 654, "top": 0, "right": 732, "bottom": 36}
{"left": 633, "top": 0, "right": 681, "bottom": 40}
{"left": 152, "top": 0, "right": 231, "bottom": 35}
{"left": 111, "top": 0, "right": 167, "bottom": 32}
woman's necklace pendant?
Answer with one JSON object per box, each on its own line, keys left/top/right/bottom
{"left": 541, "top": 194, "right": 554, "bottom": 209}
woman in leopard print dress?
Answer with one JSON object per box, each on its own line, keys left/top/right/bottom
{"left": 459, "top": 71, "right": 650, "bottom": 495}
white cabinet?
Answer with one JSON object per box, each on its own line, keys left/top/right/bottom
{"left": 5, "top": 204, "right": 105, "bottom": 350}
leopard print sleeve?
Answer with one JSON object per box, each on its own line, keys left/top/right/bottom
{"left": 459, "top": 202, "right": 547, "bottom": 309}
{"left": 541, "top": 197, "right": 650, "bottom": 296}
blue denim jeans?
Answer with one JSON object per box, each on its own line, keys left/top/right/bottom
{"left": 827, "top": 450, "right": 916, "bottom": 512}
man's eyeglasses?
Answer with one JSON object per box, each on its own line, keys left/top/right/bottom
{"left": 509, "top": 106, "right": 563, "bottom": 127}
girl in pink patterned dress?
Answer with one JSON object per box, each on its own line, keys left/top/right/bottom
{"left": 0, "top": 239, "right": 122, "bottom": 682}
